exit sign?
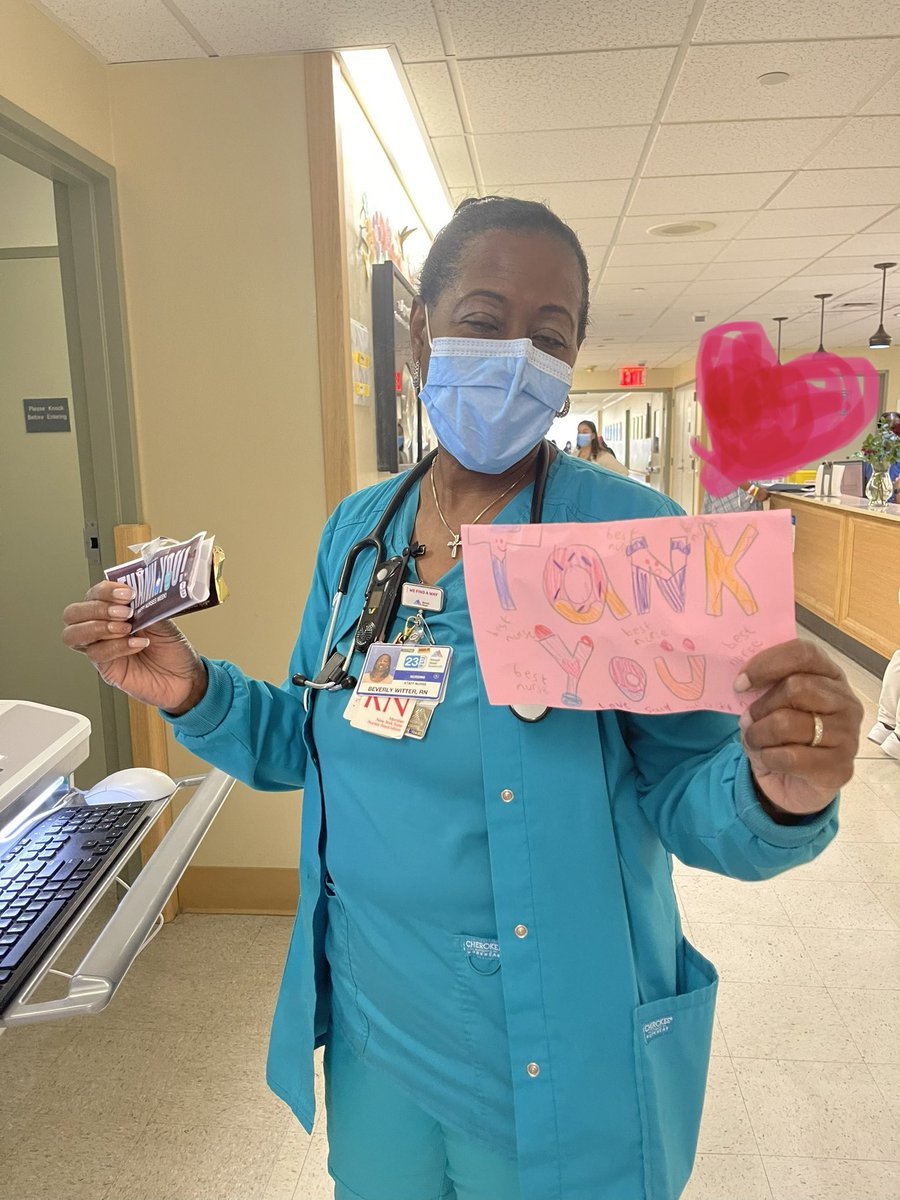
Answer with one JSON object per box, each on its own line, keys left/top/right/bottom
{"left": 619, "top": 366, "right": 646, "bottom": 387}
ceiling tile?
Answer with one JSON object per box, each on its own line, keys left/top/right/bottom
{"left": 431, "top": 136, "right": 476, "bottom": 188}
{"left": 645, "top": 118, "right": 841, "bottom": 177}
{"left": 666, "top": 40, "right": 900, "bottom": 123}
{"left": 864, "top": 207, "right": 900, "bottom": 235}
{"left": 601, "top": 263, "right": 706, "bottom": 283}
{"left": 459, "top": 49, "right": 675, "bottom": 133}
{"left": 478, "top": 127, "right": 648, "bottom": 184}
{"left": 610, "top": 240, "right": 728, "bottom": 266}
{"left": 175, "top": 0, "right": 445, "bottom": 59}
{"left": 677, "top": 277, "right": 784, "bottom": 296}
{"left": 37, "top": 0, "right": 205, "bottom": 61}
{"left": 738, "top": 206, "right": 892, "bottom": 239}
{"left": 446, "top": 0, "right": 693, "bottom": 57}
{"left": 861, "top": 72, "right": 900, "bottom": 115}
{"left": 769, "top": 168, "right": 900, "bottom": 208}
{"left": 807, "top": 116, "right": 900, "bottom": 170}
{"left": 405, "top": 63, "right": 462, "bottom": 136}
{"left": 695, "top": 1, "right": 900, "bottom": 42}
{"left": 483, "top": 180, "right": 630, "bottom": 218}
{"left": 619, "top": 211, "right": 754, "bottom": 243}
{"left": 701, "top": 259, "right": 811, "bottom": 279}
{"left": 797, "top": 255, "right": 897, "bottom": 275}
{"left": 568, "top": 216, "right": 618, "bottom": 246}
{"left": 630, "top": 173, "right": 788, "bottom": 214}
{"left": 825, "top": 233, "right": 900, "bottom": 258}
{"left": 449, "top": 186, "right": 476, "bottom": 207}
{"left": 714, "top": 234, "right": 846, "bottom": 262}
{"left": 868, "top": 207, "right": 900, "bottom": 237}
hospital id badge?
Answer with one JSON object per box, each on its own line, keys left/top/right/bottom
{"left": 355, "top": 641, "right": 453, "bottom": 704}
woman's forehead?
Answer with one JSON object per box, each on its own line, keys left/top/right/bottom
{"left": 448, "top": 228, "right": 582, "bottom": 311}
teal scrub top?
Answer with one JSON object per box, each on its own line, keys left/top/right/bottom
{"left": 314, "top": 479, "right": 517, "bottom": 1158}
{"left": 165, "top": 452, "right": 839, "bottom": 1200}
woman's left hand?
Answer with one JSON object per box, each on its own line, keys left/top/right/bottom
{"left": 736, "top": 639, "right": 864, "bottom": 817}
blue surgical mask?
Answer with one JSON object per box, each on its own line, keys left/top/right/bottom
{"left": 576, "top": 432, "right": 592, "bottom": 448}
{"left": 419, "top": 308, "right": 572, "bottom": 474}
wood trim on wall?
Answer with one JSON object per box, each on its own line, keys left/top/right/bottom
{"left": 178, "top": 866, "right": 299, "bottom": 915}
{"left": 304, "top": 51, "right": 357, "bottom": 513}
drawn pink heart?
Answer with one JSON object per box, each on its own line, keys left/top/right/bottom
{"left": 692, "top": 322, "right": 880, "bottom": 496}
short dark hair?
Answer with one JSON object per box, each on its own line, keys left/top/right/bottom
{"left": 418, "top": 196, "right": 590, "bottom": 343}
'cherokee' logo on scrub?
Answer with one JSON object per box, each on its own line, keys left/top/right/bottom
{"left": 642, "top": 1016, "right": 674, "bottom": 1043}
{"left": 464, "top": 938, "right": 500, "bottom": 960}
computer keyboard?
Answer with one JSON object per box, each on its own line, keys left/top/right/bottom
{"left": 0, "top": 801, "right": 153, "bottom": 1012}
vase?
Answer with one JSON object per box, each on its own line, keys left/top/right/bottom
{"left": 866, "top": 464, "right": 893, "bottom": 509}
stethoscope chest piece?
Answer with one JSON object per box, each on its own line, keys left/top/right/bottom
{"left": 510, "top": 703, "right": 551, "bottom": 723}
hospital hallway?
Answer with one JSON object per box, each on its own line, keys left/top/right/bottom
{"left": 0, "top": 631, "right": 897, "bottom": 1200}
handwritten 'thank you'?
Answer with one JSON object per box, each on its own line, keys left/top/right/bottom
{"left": 461, "top": 510, "right": 795, "bottom": 716}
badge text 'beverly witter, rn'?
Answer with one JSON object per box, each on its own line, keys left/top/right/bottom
{"left": 461, "top": 511, "right": 795, "bottom": 716}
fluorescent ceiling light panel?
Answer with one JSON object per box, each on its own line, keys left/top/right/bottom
{"left": 340, "top": 48, "right": 453, "bottom": 238}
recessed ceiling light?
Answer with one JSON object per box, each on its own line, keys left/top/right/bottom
{"left": 758, "top": 71, "right": 791, "bottom": 86}
{"left": 631, "top": 286, "right": 647, "bottom": 292}
{"left": 647, "top": 220, "right": 717, "bottom": 238}
{"left": 617, "top": 312, "right": 635, "bottom": 317}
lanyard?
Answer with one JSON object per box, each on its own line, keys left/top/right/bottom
{"left": 293, "top": 442, "right": 551, "bottom": 702}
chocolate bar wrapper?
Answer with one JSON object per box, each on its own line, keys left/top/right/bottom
{"left": 104, "top": 532, "right": 224, "bottom": 632}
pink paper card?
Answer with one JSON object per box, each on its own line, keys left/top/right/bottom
{"left": 461, "top": 510, "right": 795, "bottom": 715}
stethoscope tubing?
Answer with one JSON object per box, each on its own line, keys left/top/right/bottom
{"left": 303, "top": 443, "right": 552, "bottom": 721}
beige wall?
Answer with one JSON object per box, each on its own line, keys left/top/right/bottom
{"left": 1, "top": 0, "right": 112, "bottom": 163}
{"left": 3, "top": 10, "right": 327, "bottom": 872}
{"left": 107, "top": 55, "right": 325, "bottom": 868}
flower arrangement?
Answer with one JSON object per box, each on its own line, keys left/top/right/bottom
{"left": 857, "top": 414, "right": 900, "bottom": 469}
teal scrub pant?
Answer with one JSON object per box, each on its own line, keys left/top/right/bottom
{"left": 324, "top": 1025, "right": 523, "bottom": 1200}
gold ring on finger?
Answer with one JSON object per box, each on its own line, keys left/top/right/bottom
{"left": 809, "top": 712, "right": 824, "bottom": 748}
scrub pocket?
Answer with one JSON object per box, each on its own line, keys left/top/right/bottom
{"left": 324, "top": 882, "right": 370, "bottom": 1058}
{"left": 453, "top": 935, "right": 509, "bottom": 1131}
{"left": 633, "top": 939, "right": 718, "bottom": 1200}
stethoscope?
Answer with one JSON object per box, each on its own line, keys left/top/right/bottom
{"left": 292, "top": 441, "right": 553, "bottom": 723}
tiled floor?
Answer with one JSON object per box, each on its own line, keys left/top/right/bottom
{"left": 1, "top": 630, "right": 897, "bottom": 1199}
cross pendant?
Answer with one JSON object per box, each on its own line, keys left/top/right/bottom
{"left": 448, "top": 534, "right": 462, "bottom": 559}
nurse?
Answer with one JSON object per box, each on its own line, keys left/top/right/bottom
{"left": 63, "top": 197, "right": 863, "bottom": 1200}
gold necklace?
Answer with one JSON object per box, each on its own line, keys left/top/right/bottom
{"left": 430, "top": 459, "right": 532, "bottom": 559}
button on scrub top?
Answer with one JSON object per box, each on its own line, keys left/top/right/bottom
{"left": 312, "top": 479, "right": 518, "bottom": 1157}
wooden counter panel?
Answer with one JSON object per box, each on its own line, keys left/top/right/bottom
{"left": 841, "top": 520, "right": 900, "bottom": 660}
{"left": 788, "top": 502, "right": 843, "bottom": 621}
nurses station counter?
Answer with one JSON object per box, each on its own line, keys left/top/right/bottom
{"left": 768, "top": 494, "right": 900, "bottom": 668}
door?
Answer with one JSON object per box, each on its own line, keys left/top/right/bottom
{"left": 670, "top": 384, "right": 699, "bottom": 514}
{"left": 0, "top": 156, "right": 110, "bottom": 786}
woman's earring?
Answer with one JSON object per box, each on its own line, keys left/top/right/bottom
{"left": 557, "top": 396, "right": 570, "bottom": 418}
{"left": 413, "top": 361, "right": 421, "bottom": 394}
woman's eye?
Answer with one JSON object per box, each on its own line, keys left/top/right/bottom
{"left": 463, "top": 319, "right": 499, "bottom": 334}
{"left": 534, "top": 333, "right": 566, "bottom": 351}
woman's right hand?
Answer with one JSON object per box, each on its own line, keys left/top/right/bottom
{"left": 62, "top": 581, "right": 208, "bottom": 716}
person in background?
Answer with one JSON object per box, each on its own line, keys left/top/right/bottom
{"left": 575, "top": 419, "right": 627, "bottom": 475}
{"left": 702, "top": 480, "right": 769, "bottom": 515}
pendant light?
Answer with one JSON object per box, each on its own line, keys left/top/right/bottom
{"left": 773, "top": 316, "right": 788, "bottom": 363}
{"left": 814, "top": 293, "right": 833, "bottom": 354}
{"left": 869, "top": 262, "right": 896, "bottom": 350}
